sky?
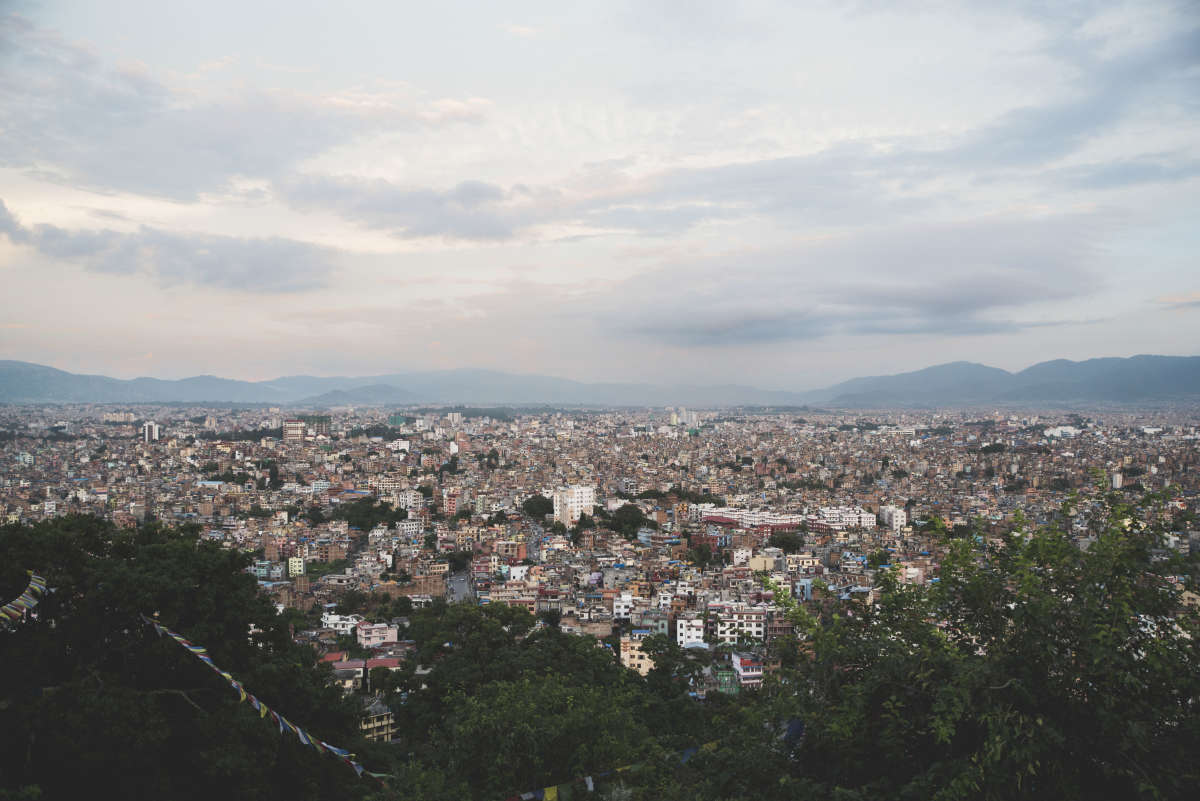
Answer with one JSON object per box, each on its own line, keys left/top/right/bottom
{"left": 0, "top": 0, "right": 1197, "bottom": 390}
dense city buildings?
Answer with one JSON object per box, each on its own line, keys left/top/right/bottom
{"left": 2, "top": 402, "right": 1197, "bottom": 697}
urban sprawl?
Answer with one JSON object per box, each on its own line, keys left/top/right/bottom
{"left": 2, "top": 404, "right": 1197, "bottom": 740}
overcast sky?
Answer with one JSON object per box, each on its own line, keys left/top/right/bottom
{"left": 0, "top": 0, "right": 1197, "bottom": 389}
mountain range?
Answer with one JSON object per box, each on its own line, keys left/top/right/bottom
{"left": 0, "top": 355, "right": 1197, "bottom": 408}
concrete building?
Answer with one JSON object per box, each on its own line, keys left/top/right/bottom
{"left": 879, "top": 505, "right": 907, "bottom": 532}
{"left": 553, "top": 484, "right": 596, "bottom": 525}
{"left": 360, "top": 696, "right": 396, "bottom": 742}
{"left": 356, "top": 621, "right": 399, "bottom": 648}
{"left": 282, "top": 419, "right": 306, "bottom": 442}
{"left": 620, "top": 629, "right": 655, "bottom": 676}
{"left": 676, "top": 612, "right": 705, "bottom": 647}
{"left": 320, "top": 612, "right": 363, "bottom": 635}
{"left": 731, "top": 652, "right": 764, "bottom": 688}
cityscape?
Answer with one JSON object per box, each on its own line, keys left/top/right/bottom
{"left": 2, "top": 1, "right": 1199, "bottom": 799}
{"left": 2, "top": 393, "right": 1198, "bottom": 797}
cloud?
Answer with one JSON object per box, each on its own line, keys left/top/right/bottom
{"left": 604, "top": 214, "right": 1104, "bottom": 346}
{"left": 597, "top": 146, "right": 931, "bottom": 229}
{"left": 268, "top": 14, "right": 1199, "bottom": 244}
{"left": 275, "top": 144, "right": 928, "bottom": 241}
{"left": 0, "top": 14, "right": 491, "bottom": 200}
{"left": 499, "top": 23, "right": 540, "bottom": 38}
{"left": 0, "top": 198, "right": 336, "bottom": 292}
{"left": 1053, "top": 155, "right": 1200, "bottom": 189}
{"left": 936, "top": 25, "right": 1200, "bottom": 170}
{"left": 276, "top": 174, "right": 553, "bottom": 240}
{"left": 635, "top": 311, "right": 831, "bottom": 347}
{"left": 1157, "top": 292, "right": 1200, "bottom": 310}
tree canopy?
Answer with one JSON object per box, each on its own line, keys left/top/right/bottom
{"left": 0, "top": 517, "right": 364, "bottom": 801}
{"left": 3, "top": 489, "right": 1198, "bottom": 801}
{"left": 520, "top": 494, "right": 553, "bottom": 520}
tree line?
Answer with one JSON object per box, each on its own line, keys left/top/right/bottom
{"left": 2, "top": 489, "right": 1198, "bottom": 800}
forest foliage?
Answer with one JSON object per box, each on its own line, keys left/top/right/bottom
{"left": 2, "top": 490, "right": 1198, "bottom": 800}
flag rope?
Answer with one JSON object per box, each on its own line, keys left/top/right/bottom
{"left": 141, "top": 614, "right": 388, "bottom": 782}
{"left": 1, "top": 571, "right": 47, "bottom": 623}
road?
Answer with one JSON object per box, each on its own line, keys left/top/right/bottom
{"left": 448, "top": 571, "right": 473, "bottom": 604}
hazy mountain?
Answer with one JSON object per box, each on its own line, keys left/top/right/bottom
{"left": 1, "top": 355, "right": 1197, "bottom": 407}
{"left": 1003, "top": 355, "right": 1200, "bottom": 402}
{"left": 0, "top": 361, "right": 805, "bottom": 406}
{"left": 803, "top": 355, "right": 1200, "bottom": 407}
{"left": 804, "top": 362, "right": 1014, "bottom": 406}
{"left": 295, "top": 384, "right": 419, "bottom": 406}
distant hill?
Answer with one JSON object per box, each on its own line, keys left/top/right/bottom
{"left": 0, "top": 361, "right": 805, "bottom": 406}
{"left": 802, "top": 355, "right": 1200, "bottom": 407}
{"left": 1, "top": 355, "right": 1197, "bottom": 407}
{"left": 0, "top": 361, "right": 293, "bottom": 404}
{"left": 803, "top": 362, "right": 1013, "bottom": 407}
{"left": 296, "top": 384, "right": 419, "bottom": 406}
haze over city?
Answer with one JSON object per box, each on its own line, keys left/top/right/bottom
{"left": 4, "top": 3, "right": 1200, "bottom": 800}
{"left": 1, "top": 0, "right": 1198, "bottom": 388}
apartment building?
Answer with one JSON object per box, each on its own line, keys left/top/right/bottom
{"left": 731, "top": 652, "right": 764, "bottom": 688}
{"left": 620, "top": 630, "right": 655, "bottom": 676}
{"left": 552, "top": 484, "right": 596, "bottom": 524}
{"left": 356, "top": 621, "right": 399, "bottom": 648}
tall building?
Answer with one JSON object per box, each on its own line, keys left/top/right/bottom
{"left": 879, "top": 505, "right": 907, "bottom": 532}
{"left": 282, "top": 419, "right": 305, "bottom": 442}
{"left": 300, "top": 415, "right": 331, "bottom": 436}
{"left": 552, "top": 485, "right": 596, "bottom": 525}
{"left": 141, "top": 421, "right": 160, "bottom": 442}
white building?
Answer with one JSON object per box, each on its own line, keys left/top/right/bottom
{"left": 613, "top": 592, "right": 636, "bottom": 620}
{"left": 142, "top": 421, "right": 160, "bottom": 442}
{"left": 731, "top": 652, "right": 764, "bottom": 688}
{"left": 397, "top": 519, "right": 423, "bottom": 538}
{"left": 552, "top": 485, "right": 596, "bottom": 525}
{"left": 878, "top": 505, "right": 907, "bottom": 532}
{"left": 396, "top": 489, "right": 425, "bottom": 510}
{"left": 709, "top": 602, "right": 767, "bottom": 645}
{"left": 320, "top": 612, "right": 363, "bottom": 635}
{"left": 817, "top": 506, "right": 878, "bottom": 530}
{"left": 676, "top": 613, "right": 705, "bottom": 647}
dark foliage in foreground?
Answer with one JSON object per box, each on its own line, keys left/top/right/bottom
{"left": 2, "top": 490, "right": 1197, "bottom": 800}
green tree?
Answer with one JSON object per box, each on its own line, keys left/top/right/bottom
{"left": 641, "top": 634, "right": 706, "bottom": 697}
{"left": 444, "top": 550, "right": 473, "bottom": 573}
{"left": 330, "top": 497, "right": 406, "bottom": 531}
{"left": 767, "top": 530, "right": 804, "bottom": 553}
{"left": 687, "top": 542, "right": 713, "bottom": 568}
{"left": 610, "top": 503, "right": 651, "bottom": 539}
{"left": 682, "top": 491, "right": 1200, "bottom": 800}
{"left": 521, "top": 494, "right": 553, "bottom": 520}
{"left": 336, "top": 588, "right": 367, "bottom": 615}
{"left": 865, "top": 548, "right": 889, "bottom": 568}
{"left": 0, "top": 517, "right": 365, "bottom": 801}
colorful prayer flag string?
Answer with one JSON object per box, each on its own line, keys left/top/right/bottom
{"left": 1, "top": 571, "right": 47, "bottom": 622}
{"left": 141, "top": 614, "right": 385, "bottom": 782}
